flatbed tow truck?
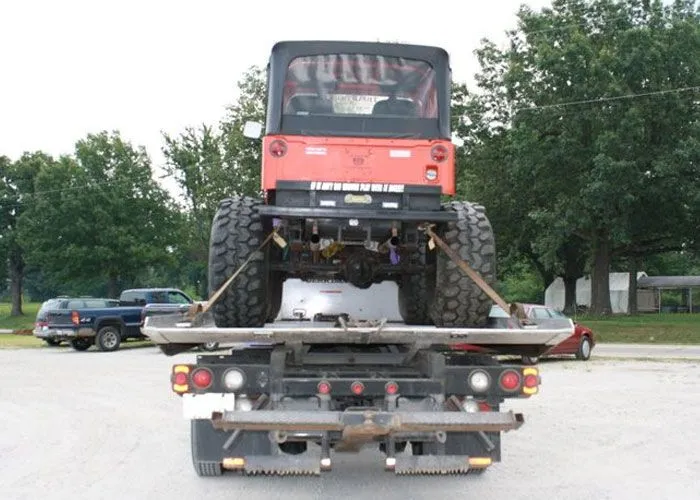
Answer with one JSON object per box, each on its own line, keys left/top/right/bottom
{"left": 142, "top": 40, "right": 574, "bottom": 476}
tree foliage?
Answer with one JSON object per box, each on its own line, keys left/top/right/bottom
{"left": 161, "top": 66, "right": 267, "bottom": 296}
{"left": 18, "top": 132, "right": 179, "bottom": 297}
{"left": 458, "top": 0, "right": 700, "bottom": 314}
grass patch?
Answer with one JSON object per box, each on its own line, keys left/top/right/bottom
{"left": 0, "top": 302, "right": 40, "bottom": 331}
{"left": 0, "top": 334, "right": 44, "bottom": 349}
{"left": 574, "top": 312, "right": 700, "bottom": 344}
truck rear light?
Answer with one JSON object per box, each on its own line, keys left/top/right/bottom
{"left": 317, "top": 381, "right": 332, "bottom": 394}
{"left": 462, "top": 398, "right": 479, "bottom": 412}
{"left": 223, "top": 368, "right": 245, "bottom": 391}
{"left": 269, "top": 139, "right": 287, "bottom": 157}
{"left": 385, "top": 381, "right": 399, "bottom": 395}
{"left": 191, "top": 368, "right": 213, "bottom": 389}
{"left": 468, "top": 370, "right": 491, "bottom": 393}
{"left": 172, "top": 364, "right": 191, "bottom": 393}
{"left": 499, "top": 370, "right": 521, "bottom": 391}
{"left": 350, "top": 381, "right": 365, "bottom": 395}
{"left": 522, "top": 367, "right": 539, "bottom": 395}
{"left": 71, "top": 311, "right": 80, "bottom": 325}
{"left": 425, "top": 167, "right": 438, "bottom": 181}
{"left": 430, "top": 144, "right": 448, "bottom": 162}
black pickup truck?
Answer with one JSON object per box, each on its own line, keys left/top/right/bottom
{"left": 38, "top": 288, "right": 196, "bottom": 352}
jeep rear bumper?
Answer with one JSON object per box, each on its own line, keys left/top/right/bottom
{"left": 257, "top": 205, "right": 458, "bottom": 222}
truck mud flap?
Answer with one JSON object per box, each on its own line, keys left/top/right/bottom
{"left": 210, "top": 409, "right": 524, "bottom": 435}
{"left": 234, "top": 455, "right": 321, "bottom": 476}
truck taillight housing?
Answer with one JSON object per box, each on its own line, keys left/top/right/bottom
{"left": 430, "top": 144, "right": 448, "bottom": 162}
{"left": 522, "top": 367, "right": 539, "bottom": 396}
{"left": 269, "top": 139, "right": 287, "bottom": 157}
{"left": 191, "top": 368, "right": 213, "bottom": 389}
{"left": 171, "top": 364, "right": 192, "bottom": 393}
{"left": 71, "top": 311, "right": 80, "bottom": 325}
{"left": 499, "top": 370, "right": 521, "bottom": 392}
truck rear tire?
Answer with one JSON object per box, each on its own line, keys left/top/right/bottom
{"left": 429, "top": 201, "right": 496, "bottom": 328}
{"left": 208, "top": 196, "right": 271, "bottom": 328}
{"left": 96, "top": 325, "right": 122, "bottom": 352}
{"left": 397, "top": 239, "right": 435, "bottom": 325}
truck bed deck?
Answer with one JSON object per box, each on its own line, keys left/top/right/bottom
{"left": 143, "top": 312, "right": 574, "bottom": 357}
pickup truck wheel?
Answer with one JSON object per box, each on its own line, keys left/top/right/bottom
{"left": 200, "top": 341, "right": 220, "bottom": 351}
{"left": 208, "top": 196, "right": 270, "bottom": 328}
{"left": 70, "top": 338, "right": 92, "bottom": 351}
{"left": 96, "top": 326, "right": 121, "bottom": 352}
{"left": 429, "top": 202, "right": 496, "bottom": 328}
{"left": 521, "top": 355, "right": 539, "bottom": 365}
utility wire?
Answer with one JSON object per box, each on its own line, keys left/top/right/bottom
{"left": 513, "top": 85, "right": 700, "bottom": 112}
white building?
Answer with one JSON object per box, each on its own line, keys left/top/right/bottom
{"left": 545, "top": 272, "right": 657, "bottom": 313}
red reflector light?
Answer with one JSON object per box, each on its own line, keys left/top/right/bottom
{"left": 478, "top": 402, "right": 491, "bottom": 412}
{"left": 385, "top": 381, "right": 399, "bottom": 395}
{"left": 192, "top": 368, "right": 213, "bottom": 389}
{"left": 430, "top": 144, "right": 448, "bottom": 162}
{"left": 350, "top": 381, "right": 365, "bottom": 395}
{"left": 524, "top": 374, "right": 539, "bottom": 388}
{"left": 269, "top": 139, "right": 287, "bottom": 157}
{"left": 70, "top": 311, "right": 80, "bottom": 325}
{"left": 500, "top": 370, "right": 521, "bottom": 391}
{"left": 173, "top": 372, "right": 188, "bottom": 385}
{"left": 317, "top": 381, "right": 332, "bottom": 395}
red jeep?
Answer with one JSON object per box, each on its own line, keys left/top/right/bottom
{"left": 209, "top": 41, "right": 496, "bottom": 329}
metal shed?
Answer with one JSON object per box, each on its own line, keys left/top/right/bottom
{"left": 637, "top": 275, "right": 700, "bottom": 313}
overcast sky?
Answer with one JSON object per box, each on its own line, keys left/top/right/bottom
{"left": 1, "top": 0, "right": 552, "bottom": 186}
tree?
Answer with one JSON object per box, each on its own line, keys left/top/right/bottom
{"left": 161, "top": 66, "right": 268, "bottom": 296}
{"left": 457, "top": 0, "right": 700, "bottom": 314}
{"left": 0, "top": 152, "right": 48, "bottom": 315}
{"left": 19, "top": 131, "right": 179, "bottom": 297}
{"left": 219, "top": 65, "right": 267, "bottom": 197}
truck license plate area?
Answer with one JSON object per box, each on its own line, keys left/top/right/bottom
{"left": 182, "top": 393, "right": 235, "bottom": 419}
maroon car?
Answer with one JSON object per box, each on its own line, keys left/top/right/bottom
{"left": 517, "top": 304, "right": 595, "bottom": 364}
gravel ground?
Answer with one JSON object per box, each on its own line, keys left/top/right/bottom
{"left": 1, "top": 347, "right": 699, "bottom": 500}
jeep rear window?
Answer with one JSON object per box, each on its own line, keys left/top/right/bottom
{"left": 280, "top": 53, "right": 440, "bottom": 138}
{"left": 283, "top": 54, "right": 437, "bottom": 118}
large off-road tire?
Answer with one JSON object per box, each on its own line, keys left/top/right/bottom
{"left": 429, "top": 201, "right": 496, "bottom": 328}
{"left": 208, "top": 196, "right": 271, "bottom": 328}
{"left": 397, "top": 237, "right": 435, "bottom": 325}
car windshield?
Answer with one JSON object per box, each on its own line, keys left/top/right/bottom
{"left": 489, "top": 305, "right": 510, "bottom": 318}
{"left": 280, "top": 53, "right": 440, "bottom": 138}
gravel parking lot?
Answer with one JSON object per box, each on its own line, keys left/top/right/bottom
{"left": 1, "top": 346, "right": 699, "bottom": 500}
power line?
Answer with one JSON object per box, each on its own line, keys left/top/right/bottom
{"left": 513, "top": 85, "right": 700, "bottom": 112}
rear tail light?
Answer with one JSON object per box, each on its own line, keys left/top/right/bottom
{"left": 191, "top": 368, "right": 213, "bottom": 389}
{"left": 269, "top": 139, "right": 287, "bottom": 157}
{"left": 499, "top": 369, "right": 521, "bottom": 391}
{"left": 350, "top": 381, "right": 365, "bottom": 395}
{"left": 171, "top": 364, "right": 191, "bottom": 393}
{"left": 430, "top": 144, "right": 448, "bottom": 162}
{"left": 317, "top": 381, "right": 332, "bottom": 395}
{"left": 425, "top": 167, "right": 438, "bottom": 181}
{"left": 522, "top": 367, "right": 540, "bottom": 395}
{"left": 385, "top": 381, "right": 399, "bottom": 395}
{"left": 70, "top": 311, "right": 80, "bottom": 325}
